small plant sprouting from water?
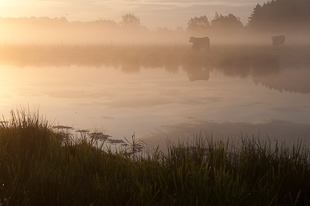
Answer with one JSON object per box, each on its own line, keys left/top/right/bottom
{"left": 124, "top": 132, "right": 147, "bottom": 155}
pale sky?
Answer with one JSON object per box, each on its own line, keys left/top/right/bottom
{"left": 0, "top": 0, "right": 267, "bottom": 29}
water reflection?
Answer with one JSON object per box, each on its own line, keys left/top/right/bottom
{"left": 253, "top": 68, "right": 310, "bottom": 94}
{"left": 0, "top": 45, "right": 309, "bottom": 151}
{"left": 1, "top": 45, "right": 309, "bottom": 94}
{"left": 145, "top": 118, "right": 310, "bottom": 154}
{"left": 188, "top": 68, "right": 209, "bottom": 82}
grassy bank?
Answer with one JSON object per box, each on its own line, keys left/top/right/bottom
{"left": 0, "top": 110, "right": 310, "bottom": 205}
{"left": 0, "top": 44, "right": 309, "bottom": 71}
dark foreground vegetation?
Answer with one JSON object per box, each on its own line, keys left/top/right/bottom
{"left": 1, "top": 110, "right": 310, "bottom": 206}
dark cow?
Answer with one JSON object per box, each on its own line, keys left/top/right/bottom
{"left": 189, "top": 36, "right": 210, "bottom": 51}
{"left": 271, "top": 35, "right": 285, "bottom": 47}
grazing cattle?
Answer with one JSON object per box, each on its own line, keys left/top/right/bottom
{"left": 189, "top": 36, "right": 210, "bottom": 51}
{"left": 271, "top": 35, "right": 285, "bottom": 47}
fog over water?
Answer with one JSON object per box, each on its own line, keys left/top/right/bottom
{"left": 0, "top": 43, "right": 310, "bottom": 151}
{"left": 1, "top": 15, "right": 310, "bottom": 46}
{"left": 1, "top": 1, "right": 310, "bottom": 151}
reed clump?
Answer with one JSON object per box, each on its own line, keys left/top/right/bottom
{"left": 0, "top": 109, "right": 310, "bottom": 205}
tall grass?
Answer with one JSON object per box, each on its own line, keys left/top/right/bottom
{"left": 0, "top": 109, "right": 310, "bottom": 205}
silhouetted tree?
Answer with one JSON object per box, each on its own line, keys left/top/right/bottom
{"left": 97, "top": 18, "right": 116, "bottom": 24}
{"left": 211, "top": 12, "right": 243, "bottom": 30}
{"left": 247, "top": 0, "right": 310, "bottom": 31}
{"left": 58, "top": 17, "right": 68, "bottom": 23}
{"left": 96, "top": 18, "right": 117, "bottom": 28}
{"left": 186, "top": 15, "right": 210, "bottom": 33}
{"left": 248, "top": 4, "right": 263, "bottom": 27}
{"left": 121, "top": 13, "right": 140, "bottom": 26}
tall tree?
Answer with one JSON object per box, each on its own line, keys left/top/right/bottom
{"left": 248, "top": 4, "right": 263, "bottom": 27}
{"left": 121, "top": 13, "right": 140, "bottom": 26}
{"left": 211, "top": 12, "right": 243, "bottom": 31}
{"left": 186, "top": 15, "right": 210, "bottom": 33}
{"left": 247, "top": 0, "right": 310, "bottom": 30}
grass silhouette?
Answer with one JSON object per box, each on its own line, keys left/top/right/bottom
{"left": 1, "top": 109, "right": 310, "bottom": 205}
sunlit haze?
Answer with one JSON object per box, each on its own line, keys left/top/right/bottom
{"left": 1, "top": 1, "right": 310, "bottom": 203}
{"left": 0, "top": 0, "right": 310, "bottom": 152}
{"left": 1, "top": 0, "right": 267, "bottom": 28}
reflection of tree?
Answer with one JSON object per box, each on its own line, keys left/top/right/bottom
{"left": 251, "top": 54, "right": 280, "bottom": 77}
{"left": 0, "top": 45, "right": 308, "bottom": 93}
{"left": 216, "top": 54, "right": 250, "bottom": 78}
{"left": 120, "top": 64, "right": 141, "bottom": 74}
{"left": 215, "top": 52, "right": 280, "bottom": 80}
{"left": 253, "top": 68, "right": 310, "bottom": 94}
{"left": 188, "top": 68, "right": 210, "bottom": 82}
{"left": 206, "top": 45, "right": 282, "bottom": 80}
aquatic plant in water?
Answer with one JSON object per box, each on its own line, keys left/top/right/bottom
{"left": 124, "top": 132, "right": 147, "bottom": 155}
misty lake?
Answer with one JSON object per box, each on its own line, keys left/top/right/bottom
{"left": 1, "top": 45, "right": 310, "bottom": 151}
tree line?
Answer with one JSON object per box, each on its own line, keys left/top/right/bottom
{"left": 0, "top": 14, "right": 143, "bottom": 29}
{"left": 1, "top": 0, "right": 310, "bottom": 45}
{"left": 1, "top": 0, "right": 309, "bottom": 34}
{"left": 186, "top": 13, "right": 243, "bottom": 34}
{"left": 248, "top": 0, "right": 310, "bottom": 31}
{"left": 187, "top": 0, "right": 310, "bottom": 34}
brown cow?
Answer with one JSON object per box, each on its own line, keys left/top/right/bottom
{"left": 272, "top": 35, "right": 285, "bottom": 46}
{"left": 189, "top": 36, "right": 210, "bottom": 51}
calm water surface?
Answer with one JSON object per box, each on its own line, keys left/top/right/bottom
{"left": 1, "top": 63, "right": 310, "bottom": 150}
